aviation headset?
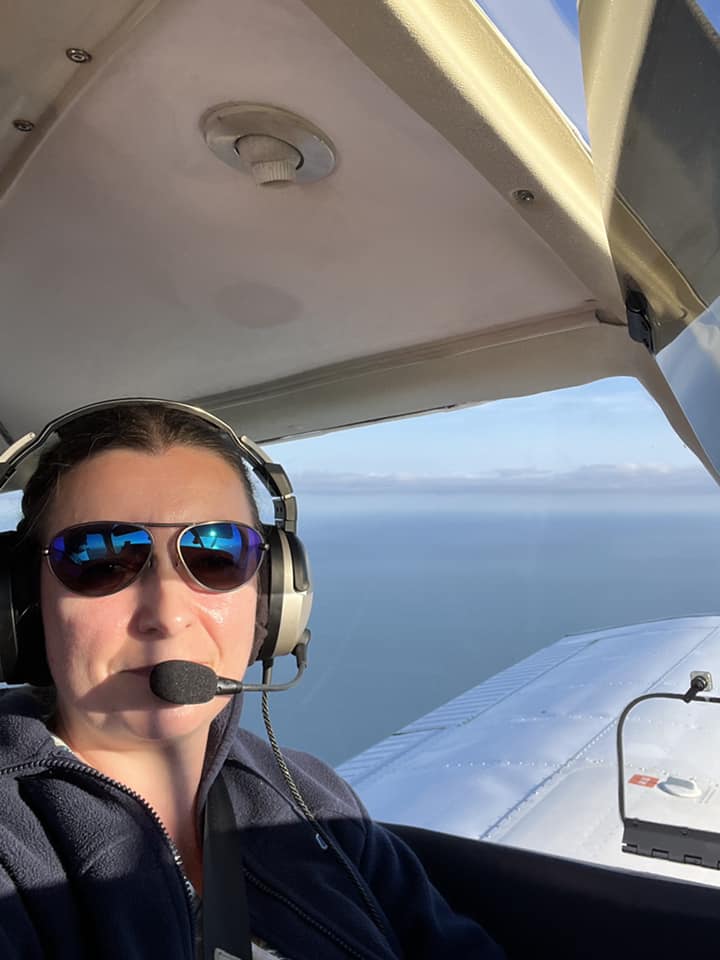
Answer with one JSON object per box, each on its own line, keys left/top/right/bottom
{"left": 0, "top": 398, "right": 313, "bottom": 686}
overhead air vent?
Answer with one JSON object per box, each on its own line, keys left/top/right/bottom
{"left": 202, "top": 103, "right": 336, "bottom": 187}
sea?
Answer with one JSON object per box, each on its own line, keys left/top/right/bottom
{"left": 241, "top": 493, "right": 720, "bottom": 766}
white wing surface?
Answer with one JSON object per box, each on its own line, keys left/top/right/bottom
{"left": 338, "top": 616, "right": 720, "bottom": 886}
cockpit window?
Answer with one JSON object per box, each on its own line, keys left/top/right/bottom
{"left": 241, "top": 377, "right": 720, "bottom": 766}
{"left": 578, "top": 0, "right": 720, "bottom": 472}
{"left": 474, "top": 0, "right": 589, "bottom": 142}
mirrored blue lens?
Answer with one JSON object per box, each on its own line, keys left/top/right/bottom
{"left": 179, "top": 522, "right": 265, "bottom": 590}
{"left": 48, "top": 523, "right": 152, "bottom": 596}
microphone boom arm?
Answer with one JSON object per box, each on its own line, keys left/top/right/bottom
{"left": 218, "top": 636, "right": 309, "bottom": 695}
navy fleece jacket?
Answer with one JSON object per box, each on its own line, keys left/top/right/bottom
{"left": 0, "top": 686, "right": 504, "bottom": 959}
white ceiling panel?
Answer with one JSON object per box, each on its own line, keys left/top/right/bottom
{"left": 0, "top": 0, "right": 593, "bottom": 434}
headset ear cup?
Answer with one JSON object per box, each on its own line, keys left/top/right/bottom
{"left": 0, "top": 532, "right": 20, "bottom": 683}
{"left": 0, "top": 532, "right": 52, "bottom": 686}
{"left": 258, "top": 525, "right": 313, "bottom": 661}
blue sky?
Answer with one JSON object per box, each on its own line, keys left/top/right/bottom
{"left": 0, "top": 377, "right": 714, "bottom": 533}
{"left": 474, "top": 0, "right": 587, "bottom": 139}
{"left": 695, "top": 0, "right": 720, "bottom": 30}
{"left": 267, "top": 377, "right": 714, "bottom": 496}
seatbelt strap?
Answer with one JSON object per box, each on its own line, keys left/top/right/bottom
{"left": 203, "top": 773, "right": 253, "bottom": 960}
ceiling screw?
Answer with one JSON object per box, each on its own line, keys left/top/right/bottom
{"left": 66, "top": 48, "right": 93, "bottom": 64}
{"left": 512, "top": 188, "right": 535, "bottom": 203}
{"left": 13, "top": 119, "right": 35, "bottom": 133}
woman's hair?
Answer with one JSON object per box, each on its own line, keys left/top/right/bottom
{"left": 14, "top": 402, "right": 268, "bottom": 677}
{"left": 18, "top": 402, "right": 261, "bottom": 543}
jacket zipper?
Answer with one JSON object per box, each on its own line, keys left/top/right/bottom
{"left": 245, "top": 867, "right": 367, "bottom": 960}
{"left": 0, "top": 757, "right": 195, "bottom": 917}
{"left": 3, "top": 758, "right": 379, "bottom": 959}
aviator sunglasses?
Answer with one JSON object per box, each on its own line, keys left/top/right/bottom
{"left": 42, "top": 521, "right": 269, "bottom": 597}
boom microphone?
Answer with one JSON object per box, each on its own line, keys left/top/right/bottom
{"left": 150, "top": 644, "right": 310, "bottom": 704}
{"left": 150, "top": 660, "right": 243, "bottom": 704}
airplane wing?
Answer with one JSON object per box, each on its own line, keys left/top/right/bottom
{"left": 338, "top": 615, "right": 720, "bottom": 886}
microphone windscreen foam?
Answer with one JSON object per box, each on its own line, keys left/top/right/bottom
{"left": 150, "top": 660, "right": 217, "bottom": 704}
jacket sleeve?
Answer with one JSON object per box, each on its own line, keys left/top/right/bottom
{"left": 353, "top": 812, "right": 505, "bottom": 959}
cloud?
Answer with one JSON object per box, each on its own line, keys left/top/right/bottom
{"left": 291, "top": 464, "right": 719, "bottom": 496}
{"left": 508, "top": 389, "right": 657, "bottom": 418}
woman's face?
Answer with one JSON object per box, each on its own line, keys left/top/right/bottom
{"left": 40, "top": 445, "right": 259, "bottom": 748}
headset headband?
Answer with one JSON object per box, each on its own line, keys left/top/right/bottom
{"left": 0, "top": 398, "right": 298, "bottom": 533}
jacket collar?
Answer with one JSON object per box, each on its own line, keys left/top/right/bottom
{"left": 0, "top": 684, "right": 245, "bottom": 804}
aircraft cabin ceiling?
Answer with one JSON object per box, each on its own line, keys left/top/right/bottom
{"left": 0, "top": 0, "right": 707, "bottom": 465}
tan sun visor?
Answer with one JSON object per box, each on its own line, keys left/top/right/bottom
{"left": 579, "top": 0, "right": 720, "bottom": 473}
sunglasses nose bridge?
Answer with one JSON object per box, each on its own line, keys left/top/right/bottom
{"left": 119, "top": 527, "right": 207, "bottom": 589}
{"left": 137, "top": 529, "right": 185, "bottom": 581}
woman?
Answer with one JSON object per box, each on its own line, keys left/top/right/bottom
{"left": 0, "top": 399, "right": 503, "bottom": 959}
